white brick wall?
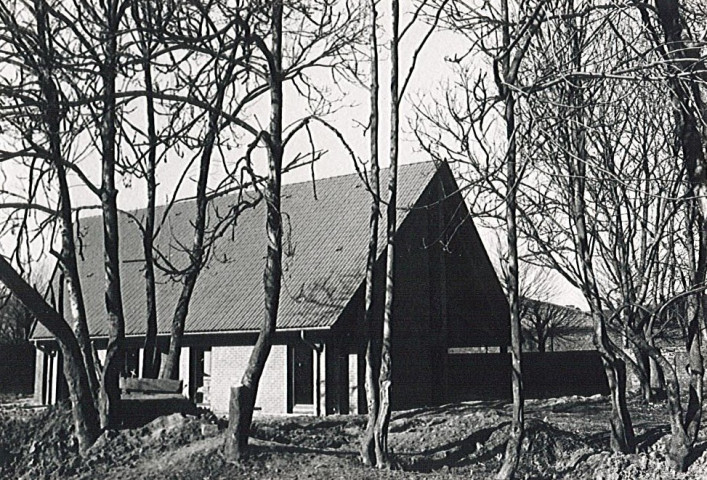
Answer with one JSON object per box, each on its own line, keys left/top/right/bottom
{"left": 34, "top": 348, "right": 44, "bottom": 404}
{"left": 348, "top": 353, "right": 359, "bottom": 414}
{"left": 318, "top": 347, "right": 326, "bottom": 416}
{"left": 210, "top": 345, "right": 287, "bottom": 415}
{"left": 180, "top": 346, "right": 190, "bottom": 397}
{"left": 50, "top": 351, "right": 59, "bottom": 404}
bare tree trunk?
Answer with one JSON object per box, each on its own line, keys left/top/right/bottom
{"left": 684, "top": 217, "right": 705, "bottom": 445}
{"left": 574, "top": 170, "right": 634, "bottom": 453}
{"left": 565, "top": 13, "right": 634, "bottom": 449}
{"left": 650, "top": 0, "right": 707, "bottom": 468}
{"left": 159, "top": 117, "right": 214, "bottom": 379}
{"left": 625, "top": 322, "right": 695, "bottom": 471}
{"left": 360, "top": 0, "right": 381, "bottom": 467}
{"left": 142, "top": 160, "right": 159, "bottom": 379}
{"left": 34, "top": 0, "right": 100, "bottom": 402}
{"left": 373, "top": 0, "right": 398, "bottom": 469}
{"left": 225, "top": 0, "right": 283, "bottom": 461}
{"left": 630, "top": 340, "right": 653, "bottom": 403}
{"left": 99, "top": 0, "right": 126, "bottom": 429}
{"left": 134, "top": 3, "right": 160, "bottom": 378}
{"left": 0, "top": 256, "right": 100, "bottom": 452}
{"left": 496, "top": 86, "right": 524, "bottom": 480}
{"left": 571, "top": 112, "right": 635, "bottom": 452}
{"left": 649, "top": 345, "right": 689, "bottom": 470}
{"left": 159, "top": 118, "right": 215, "bottom": 380}
{"left": 161, "top": 273, "right": 197, "bottom": 380}
{"left": 645, "top": 330, "right": 666, "bottom": 396}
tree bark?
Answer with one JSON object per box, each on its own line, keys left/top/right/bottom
{"left": 573, "top": 122, "right": 635, "bottom": 453}
{"left": 99, "top": 0, "right": 126, "bottom": 429}
{"left": 0, "top": 256, "right": 100, "bottom": 452}
{"left": 495, "top": 0, "right": 529, "bottom": 475}
{"left": 373, "top": 0, "right": 398, "bottom": 469}
{"left": 624, "top": 323, "right": 694, "bottom": 471}
{"left": 564, "top": 12, "right": 634, "bottom": 450}
{"left": 630, "top": 340, "right": 653, "bottom": 403}
{"left": 34, "top": 0, "right": 100, "bottom": 402}
{"left": 225, "top": 0, "right": 283, "bottom": 460}
{"left": 575, "top": 170, "right": 634, "bottom": 454}
{"left": 159, "top": 114, "right": 215, "bottom": 379}
{"left": 650, "top": 0, "right": 707, "bottom": 468}
{"left": 496, "top": 82, "right": 523, "bottom": 480}
{"left": 684, "top": 217, "right": 705, "bottom": 447}
{"left": 134, "top": 3, "right": 160, "bottom": 378}
{"left": 360, "top": 0, "right": 381, "bottom": 467}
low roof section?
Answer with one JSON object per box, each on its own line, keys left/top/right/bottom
{"left": 33, "top": 161, "right": 506, "bottom": 342}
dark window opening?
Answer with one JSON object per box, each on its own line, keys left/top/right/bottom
{"left": 293, "top": 345, "right": 314, "bottom": 406}
{"left": 189, "top": 347, "right": 211, "bottom": 405}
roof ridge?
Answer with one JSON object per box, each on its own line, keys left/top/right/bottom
{"left": 281, "top": 159, "right": 434, "bottom": 187}
{"left": 74, "top": 160, "right": 438, "bottom": 220}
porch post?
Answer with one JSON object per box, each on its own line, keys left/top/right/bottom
{"left": 318, "top": 344, "right": 326, "bottom": 416}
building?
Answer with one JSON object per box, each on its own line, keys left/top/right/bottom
{"left": 32, "top": 161, "right": 510, "bottom": 415}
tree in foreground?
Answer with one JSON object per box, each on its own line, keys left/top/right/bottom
{"left": 360, "top": 0, "right": 382, "bottom": 467}
{"left": 426, "top": 1, "right": 544, "bottom": 476}
{"left": 0, "top": 257, "right": 100, "bottom": 452}
{"left": 225, "top": 0, "right": 366, "bottom": 459}
{"left": 0, "top": 0, "right": 109, "bottom": 442}
{"left": 362, "top": 0, "right": 448, "bottom": 467}
{"left": 225, "top": 0, "right": 283, "bottom": 460}
{"left": 371, "top": 0, "right": 399, "bottom": 468}
{"left": 632, "top": 0, "right": 707, "bottom": 470}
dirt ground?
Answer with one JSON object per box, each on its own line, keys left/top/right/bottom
{"left": 2, "top": 393, "right": 707, "bottom": 479}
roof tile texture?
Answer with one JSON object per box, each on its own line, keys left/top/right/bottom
{"left": 35, "top": 162, "right": 439, "bottom": 338}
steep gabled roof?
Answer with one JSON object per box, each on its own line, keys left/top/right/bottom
{"left": 34, "top": 161, "right": 453, "bottom": 339}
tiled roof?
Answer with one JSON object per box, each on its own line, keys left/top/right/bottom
{"left": 34, "top": 161, "right": 443, "bottom": 339}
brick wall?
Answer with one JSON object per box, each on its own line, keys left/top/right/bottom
{"left": 179, "top": 346, "right": 190, "bottom": 397}
{"left": 210, "top": 344, "right": 287, "bottom": 415}
{"left": 33, "top": 348, "right": 45, "bottom": 404}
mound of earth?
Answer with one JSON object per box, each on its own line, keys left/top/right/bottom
{"left": 251, "top": 415, "right": 364, "bottom": 450}
{"left": 3, "top": 394, "right": 707, "bottom": 478}
{"left": 0, "top": 401, "right": 220, "bottom": 480}
{"left": 0, "top": 401, "right": 77, "bottom": 479}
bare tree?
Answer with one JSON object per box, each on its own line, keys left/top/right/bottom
{"left": 93, "top": 0, "right": 129, "bottom": 430}
{"left": 372, "top": 0, "right": 399, "bottom": 468}
{"left": 224, "top": 0, "right": 367, "bottom": 459}
{"left": 0, "top": 257, "right": 100, "bottom": 452}
{"left": 128, "top": 0, "right": 165, "bottom": 379}
{"left": 416, "top": 0, "right": 666, "bottom": 459}
{"left": 521, "top": 299, "right": 588, "bottom": 352}
{"left": 364, "top": 0, "right": 449, "bottom": 468}
{"left": 0, "top": 0, "right": 107, "bottom": 443}
{"left": 156, "top": 0, "right": 257, "bottom": 381}
{"left": 521, "top": 6, "right": 637, "bottom": 453}
{"left": 360, "top": 0, "right": 382, "bottom": 467}
{"left": 626, "top": 0, "right": 707, "bottom": 470}
{"left": 225, "top": 0, "right": 284, "bottom": 460}
{"left": 0, "top": 0, "right": 102, "bottom": 401}
{"left": 425, "top": 1, "right": 544, "bottom": 476}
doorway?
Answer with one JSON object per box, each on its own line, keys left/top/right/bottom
{"left": 292, "top": 345, "right": 314, "bottom": 408}
{"left": 189, "top": 347, "right": 211, "bottom": 405}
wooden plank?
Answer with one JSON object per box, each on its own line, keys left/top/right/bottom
{"left": 119, "top": 377, "right": 183, "bottom": 394}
